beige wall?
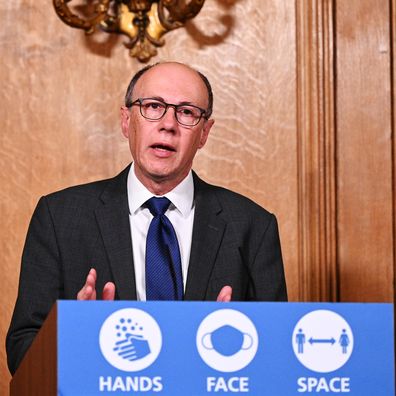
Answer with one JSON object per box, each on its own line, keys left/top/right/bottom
{"left": 1, "top": 0, "right": 395, "bottom": 392}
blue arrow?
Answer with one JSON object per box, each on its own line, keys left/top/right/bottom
{"left": 309, "top": 337, "right": 335, "bottom": 345}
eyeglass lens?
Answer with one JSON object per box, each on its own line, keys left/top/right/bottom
{"left": 139, "top": 99, "right": 204, "bottom": 126}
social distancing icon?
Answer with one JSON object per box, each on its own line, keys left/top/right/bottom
{"left": 292, "top": 310, "right": 354, "bottom": 373}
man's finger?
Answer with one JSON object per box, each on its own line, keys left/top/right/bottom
{"left": 103, "top": 282, "right": 116, "bottom": 300}
{"left": 78, "top": 284, "right": 96, "bottom": 300}
{"left": 77, "top": 268, "right": 97, "bottom": 300}
{"left": 216, "top": 285, "right": 232, "bottom": 302}
{"left": 85, "top": 268, "right": 97, "bottom": 287}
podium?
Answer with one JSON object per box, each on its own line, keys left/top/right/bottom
{"left": 10, "top": 301, "right": 395, "bottom": 395}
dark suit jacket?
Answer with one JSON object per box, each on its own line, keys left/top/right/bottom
{"left": 6, "top": 165, "right": 287, "bottom": 374}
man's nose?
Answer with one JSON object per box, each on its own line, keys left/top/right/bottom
{"left": 160, "top": 105, "right": 178, "bottom": 129}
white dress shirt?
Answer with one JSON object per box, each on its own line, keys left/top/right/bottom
{"left": 127, "top": 163, "right": 195, "bottom": 300}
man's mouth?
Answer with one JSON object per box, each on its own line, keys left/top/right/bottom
{"left": 151, "top": 143, "right": 176, "bottom": 152}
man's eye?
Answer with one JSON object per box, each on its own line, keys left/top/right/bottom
{"left": 145, "top": 102, "right": 164, "bottom": 110}
{"left": 179, "top": 107, "right": 194, "bottom": 116}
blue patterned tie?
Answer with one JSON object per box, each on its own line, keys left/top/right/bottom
{"left": 145, "top": 197, "right": 183, "bottom": 300}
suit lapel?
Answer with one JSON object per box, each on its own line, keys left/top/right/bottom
{"left": 95, "top": 165, "right": 137, "bottom": 300}
{"left": 184, "top": 174, "right": 226, "bottom": 300}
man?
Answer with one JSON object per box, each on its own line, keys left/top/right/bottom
{"left": 6, "top": 62, "right": 287, "bottom": 375}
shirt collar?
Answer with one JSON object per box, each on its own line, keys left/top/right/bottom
{"left": 127, "top": 163, "right": 194, "bottom": 217}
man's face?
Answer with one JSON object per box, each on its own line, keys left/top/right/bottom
{"left": 121, "top": 63, "right": 214, "bottom": 192}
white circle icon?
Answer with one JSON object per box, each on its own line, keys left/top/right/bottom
{"left": 99, "top": 308, "right": 162, "bottom": 372}
{"left": 292, "top": 310, "right": 354, "bottom": 373}
{"left": 196, "top": 309, "right": 258, "bottom": 372}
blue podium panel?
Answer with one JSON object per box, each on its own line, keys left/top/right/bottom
{"left": 57, "top": 302, "right": 394, "bottom": 395}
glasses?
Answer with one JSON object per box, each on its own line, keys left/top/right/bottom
{"left": 130, "top": 98, "right": 208, "bottom": 127}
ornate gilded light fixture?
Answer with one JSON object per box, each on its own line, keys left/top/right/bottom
{"left": 53, "top": 0, "right": 206, "bottom": 62}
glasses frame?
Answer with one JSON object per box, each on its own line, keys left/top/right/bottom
{"left": 130, "top": 97, "right": 208, "bottom": 127}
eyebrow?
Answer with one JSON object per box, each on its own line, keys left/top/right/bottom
{"left": 148, "top": 96, "right": 195, "bottom": 106}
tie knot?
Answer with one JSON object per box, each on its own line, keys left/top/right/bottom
{"left": 145, "top": 197, "right": 171, "bottom": 216}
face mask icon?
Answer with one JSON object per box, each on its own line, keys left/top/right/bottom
{"left": 196, "top": 309, "right": 259, "bottom": 372}
{"left": 201, "top": 325, "right": 253, "bottom": 356}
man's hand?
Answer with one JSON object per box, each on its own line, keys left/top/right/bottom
{"left": 77, "top": 268, "right": 115, "bottom": 300}
{"left": 216, "top": 285, "right": 233, "bottom": 302}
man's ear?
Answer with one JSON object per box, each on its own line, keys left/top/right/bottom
{"left": 120, "top": 106, "right": 131, "bottom": 139}
{"left": 198, "top": 118, "right": 215, "bottom": 149}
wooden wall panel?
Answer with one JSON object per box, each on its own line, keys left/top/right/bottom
{"left": 0, "top": 0, "right": 298, "bottom": 392}
{"left": 296, "top": 0, "right": 337, "bottom": 301}
{"left": 392, "top": 0, "right": 396, "bottom": 306}
{"left": 336, "top": 0, "right": 394, "bottom": 301}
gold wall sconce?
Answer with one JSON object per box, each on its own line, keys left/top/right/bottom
{"left": 53, "top": 0, "right": 206, "bottom": 62}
